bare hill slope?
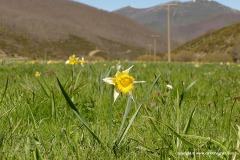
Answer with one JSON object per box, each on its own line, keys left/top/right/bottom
{"left": 173, "top": 23, "right": 240, "bottom": 62}
{"left": 0, "top": 0, "right": 156, "bottom": 59}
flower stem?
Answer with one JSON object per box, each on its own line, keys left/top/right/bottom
{"left": 108, "top": 86, "right": 114, "bottom": 148}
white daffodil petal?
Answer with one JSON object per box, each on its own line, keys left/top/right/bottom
{"left": 65, "top": 60, "right": 70, "bottom": 64}
{"left": 117, "top": 65, "right": 121, "bottom": 71}
{"left": 122, "top": 65, "right": 134, "bottom": 74}
{"left": 103, "top": 77, "right": 115, "bottom": 85}
{"left": 114, "top": 65, "right": 121, "bottom": 76}
{"left": 166, "top": 84, "right": 173, "bottom": 90}
{"left": 114, "top": 90, "right": 120, "bottom": 102}
{"left": 115, "top": 71, "right": 120, "bottom": 77}
{"left": 134, "top": 81, "right": 146, "bottom": 84}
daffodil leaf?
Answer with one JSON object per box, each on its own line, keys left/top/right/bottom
{"left": 57, "top": 77, "right": 104, "bottom": 147}
{"left": 117, "top": 95, "right": 132, "bottom": 138}
{"left": 114, "top": 74, "right": 161, "bottom": 149}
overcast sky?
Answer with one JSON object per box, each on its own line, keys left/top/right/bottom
{"left": 73, "top": 0, "right": 240, "bottom": 11}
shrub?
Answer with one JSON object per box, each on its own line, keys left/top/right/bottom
{"left": 173, "top": 50, "right": 196, "bottom": 62}
{"left": 199, "top": 53, "right": 233, "bottom": 62}
{"left": 136, "top": 54, "right": 162, "bottom": 61}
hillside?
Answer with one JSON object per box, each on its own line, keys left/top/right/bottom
{"left": 114, "top": 0, "right": 240, "bottom": 52}
{"left": 173, "top": 23, "right": 240, "bottom": 62}
{"left": 0, "top": 0, "right": 156, "bottom": 60}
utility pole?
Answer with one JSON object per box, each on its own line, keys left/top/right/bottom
{"left": 166, "top": 3, "right": 177, "bottom": 62}
{"left": 151, "top": 35, "right": 159, "bottom": 62}
{"left": 44, "top": 49, "right": 47, "bottom": 61}
{"left": 147, "top": 44, "right": 152, "bottom": 56}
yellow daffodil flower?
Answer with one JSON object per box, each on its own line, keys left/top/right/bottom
{"left": 195, "top": 63, "right": 200, "bottom": 68}
{"left": 35, "top": 71, "right": 41, "bottom": 77}
{"left": 78, "top": 57, "right": 87, "bottom": 67}
{"left": 103, "top": 65, "right": 145, "bottom": 102}
{"left": 66, "top": 55, "right": 87, "bottom": 66}
{"left": 47, "top": 60, "right": 53, "bottom": 64}
{"left": 65, "top": 55, "right": 79, "bottom": 65}
{"left": 28, "top": 60, "right": 37, "bottom": 64}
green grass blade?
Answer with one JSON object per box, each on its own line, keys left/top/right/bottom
{"left": 51, "top": 88, "right": 57, "bottom": 121}
{"left": 183, "top": 135, "right": 228, "bottom": 153}
{"left": 34, "top": 147, "right": 42, "bottom": 160}
{"left": 74, "top": 68, "right": 83, "bottom": 88}
{"left": 36, "top": 78, "right": 50, "bottom": 98}
{"left": 142, "top": 73, "right": 161, "bottom": 102}
{"left": 179, "top": 80, "right": 197, "bottom": 107}
{"left": 0, "top": 105, "right": 18, "bottom": 120}
{"left": 0, "top": 77, "right": 9, "bottom": 104}
{"left": 6, "top": 119, "right": 22, "bottom": 140}
{"left": 183, "top": 80, "right": 197, "bottom": 95}
{"left": 0, "top": 133, "right": 5, "bottom": 148}
{"left": 158, "top": 120, "right": 196, "bottom": 147}
{"left": 143, "top": 109, "right": 170, "bottom": 146}
{"left": 176, "top": 89, "right": 180, "bottom": 149}
{"left": 104, "top": 66, "right": 114, "bottom": 78}
{"left": 57, "top": 77, "right": 104, "bottom": 147}
{"left": 41, "top": 76, "right": 51, "bottom": 91}
{"left": 129, "top": 138, "right": 158, "bottom": 154}
{"left": 24, "top": 136, "right": 30, "bottom": 159}
{"left": 232, "top": 125, "right": 240, "bottom": 160}
{"left": 183, "top": 103, "right": 197, "bottom": 134}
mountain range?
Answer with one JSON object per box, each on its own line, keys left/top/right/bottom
{"left": 114, "top": 0, "right": 240, "bottom": 52}
{"left": 0, "top": 0, "right": 156, "bottom": 60}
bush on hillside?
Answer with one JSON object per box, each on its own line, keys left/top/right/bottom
{"left": 229, "top": 45, "right": 240, "bottom": 62}
{"left": 199, "top": 53, "right": 233, "bottom": 62}
{"left": 172, "top": 50, "right": 196, "bottom": 62}
{"left": 136, "top": 54, "right": 162, "bottom": 61}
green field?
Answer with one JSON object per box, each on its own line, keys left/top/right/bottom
{"left": 0, "top": 61, "right": 240, "bottom": 159}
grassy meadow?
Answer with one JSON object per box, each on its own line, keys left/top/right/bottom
{"left": 0, "top": 60, "right": 240, "bottom": 159}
